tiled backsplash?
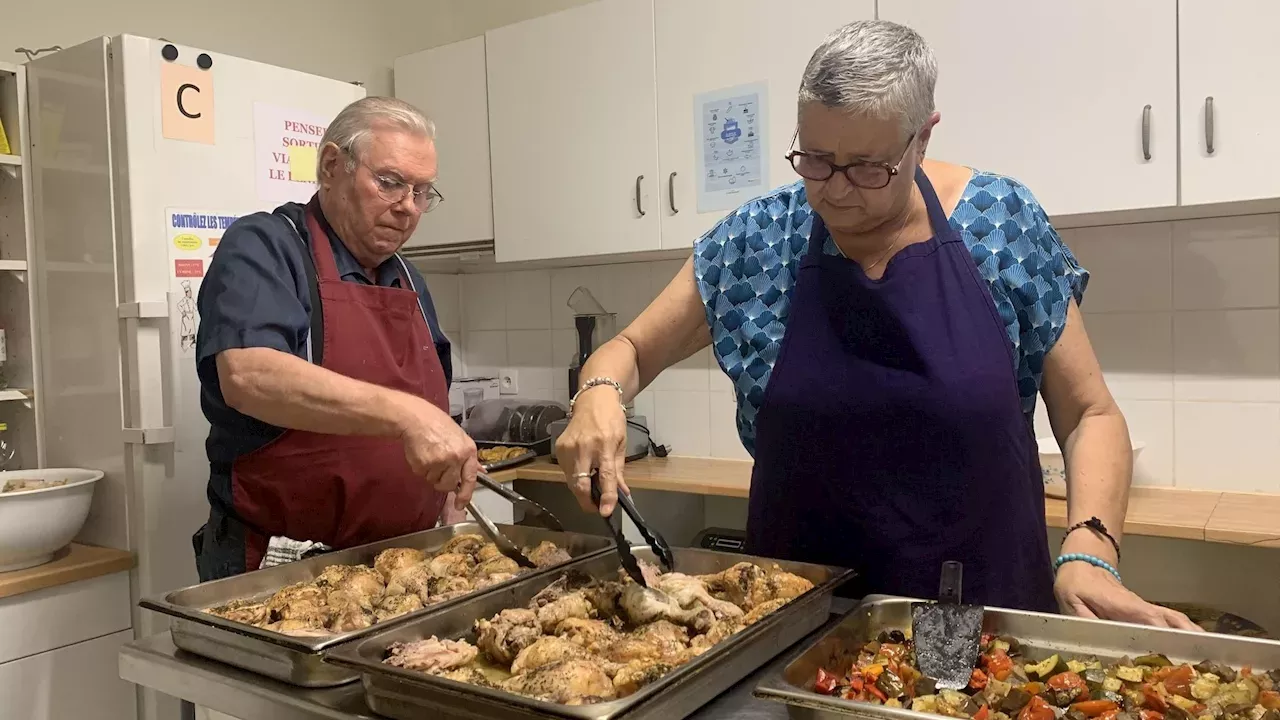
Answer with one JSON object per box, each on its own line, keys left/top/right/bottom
{"left": 422, "top": 212, "right": 1280, "bottom": 491}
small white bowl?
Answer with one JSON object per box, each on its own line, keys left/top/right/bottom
{"left": 1037, "top": 437, "right": 1144, "bottom": 489}
{"left": 0, "top": 468, "right": 103, "bottom": 572}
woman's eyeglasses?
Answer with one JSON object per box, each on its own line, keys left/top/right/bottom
{"left": 784, "top": 128, "right": 917, "bottom": 190}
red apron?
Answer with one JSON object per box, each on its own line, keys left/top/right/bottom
{"left": 231, "top": 201, "right": 449, "bottom": 571}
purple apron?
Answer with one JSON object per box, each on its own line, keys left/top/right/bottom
{"left": 745, "top": 169, "right": 1057, "bottom": 612}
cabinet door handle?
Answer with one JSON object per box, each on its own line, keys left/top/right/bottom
{"left": 668, "top": 172, "right": 679, "bottom": 214}
{"left": 1141, "top": 104, "right": 1152, "bottom": 161}
{"left": 1205, "top": 96, "right": 1215, "bottom": 155}
{"left": 635, "top": 175, "right": 646, "bottom": 217}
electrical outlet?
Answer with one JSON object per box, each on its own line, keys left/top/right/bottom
{"left": 499, "top": 368, "right": 520, "bottom": 395}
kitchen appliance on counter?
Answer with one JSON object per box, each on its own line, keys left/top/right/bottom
{"left": 463, "top": 398, "right": 568, "bottom": 455}
{"left": 546, "top": 410, "right": 655, "bottom": 463}
{"left": 566, "top": 287, "right": 617, "bottom": 394}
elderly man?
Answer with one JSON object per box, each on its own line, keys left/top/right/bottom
{"left": 192, "top": 96, "right": 478, "bottom": 581}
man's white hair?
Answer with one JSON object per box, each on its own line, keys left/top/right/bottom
{"left": 798, "top": 20, "right": 937, "bottom": 138}
{"left": 320, "top": 96, "right": 437, "bottom": 170}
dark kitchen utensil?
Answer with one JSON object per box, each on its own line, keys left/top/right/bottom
{"left": 474, "top": 472, "right": 563, "bottom": 531}
{"left": 614, "top": 489, "right": 674, "bottom": 574}
{"left": 589, "top": 472, "right": 648, "bottom": 587}
{"left": 466, "top": 482, "right": 537, "bottom": 570}
{"left": 911, "top": 561, "right": 984, "bottom": 690}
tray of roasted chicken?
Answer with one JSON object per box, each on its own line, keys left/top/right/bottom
{"left": 323, "top": 546, "right": 855, "bottom": 720}
{"left": 139, "top": 523, "right": 614, "bottom": 687}
{"left": 754, "top": 595, "right": 1280, "bottom": 720}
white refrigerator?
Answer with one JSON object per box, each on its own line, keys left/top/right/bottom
{"left": 26, "top": 35, "right": 365, "bottom": 720}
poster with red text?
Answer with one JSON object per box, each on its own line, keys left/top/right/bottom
{"left": 253, "top": 102, "right": 331, "bottom": 204}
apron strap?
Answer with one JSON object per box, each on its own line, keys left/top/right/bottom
{"left": 276, "top": 212, "right": 325, "bottom": 367}
{"left": 394, "top": 254, "right": 431, "bottom": 330}
{"left": 912, "top": 167, "right": 953, "bottom": 239}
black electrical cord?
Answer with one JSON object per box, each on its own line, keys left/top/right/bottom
{"left": 628, "top": 419, "right": 669, "bottom": 458}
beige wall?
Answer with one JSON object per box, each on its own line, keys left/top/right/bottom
{"left": 1, "top": 0, "right": 593, "bottom": 96}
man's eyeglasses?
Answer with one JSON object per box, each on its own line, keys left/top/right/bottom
{"left": 343, "top": 146, "right": 444, "bottom": 212}
{"left": 784, "top": 128, "right": 918, "bottom": 190}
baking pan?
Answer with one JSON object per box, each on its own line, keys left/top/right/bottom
{"left": 139, "top": 523, "right": 613, "bottom": 687}
{"left": 323, "top": 546, "right": 855, "bottom": 720}
{"left": 754, "top": 595, "right": 1280, "bottom": 720}
{"left": 480, "top": 446, "right": 539, "bottom": 473}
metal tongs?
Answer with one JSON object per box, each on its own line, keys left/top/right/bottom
{"left": 589, "top": 471, "right": 674, "bottom": 587}
{"left": 465, "top": 472, "right": 565, "bottom": 570}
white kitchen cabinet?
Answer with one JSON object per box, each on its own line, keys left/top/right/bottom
{"left": 653, "top": 0, "right": 875, "bottom": 249}
{"left": 1178, "top": 1, "right": 1280, "bottom": 206}
{"left": 878, "top": 0, "right": 1178, "bottom": 217}
{"left": 486, "top": 0, "right": 662, "bottom": 263}
{"left": 396, "top": 37, "right": 495, "bottom": 249}
{"left": 0, "top": 629, "right": 137, "bottom": 720}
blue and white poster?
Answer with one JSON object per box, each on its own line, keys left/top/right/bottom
{"left": 694, "top": 82, "right": 769, "bottom": 213}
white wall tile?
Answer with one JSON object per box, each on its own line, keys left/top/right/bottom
{"left": 650, "top": 346, "right": 711, "bottom": 392}
{"left": 1085, "top": 312, "right": 1173, "bottom": 400}
{"left": 1117, "top": 399, "right": 1175, "bottom": 486}
{"left": 422, "top": 273, "right": 461, "bottom": 332}
{"left": 1065, "top": 222, "right": 1172, "bottom": 312}
{"left": 709, "top": 391, "right": 751, "bottom": 461}
{"left": 507, "top": 330, "right": 554, "bottom": 397}
{"left": 649, "top": 258, "right": 688, "bottom": 298}
{"left": 631, "top": 390, "right": 656, "bottom": 429}
{"left": 552, "top": 328, "right": 577, "bottom": 402}
{"left": 595, "top": 263, "right": 655, "bottom": 328}
{"left": 1172, "top": 215, "right": 1280, "bottom": 311}
{"left": 1173, "top": 402, "right": 1280, "bottom": 492}
{"left": 1173, "top": 309, "right": 1280, "bottom": 403}
{"left": 463, "top": 330, "right": 507, "bottom": 376}
{"left": 462, "top": 274, "right": 506, "bottom": 330}
{"left": 709, "top": 358, "right": 735, "bottom": 394}
{"left": 653, "top": 390, "right": 711, "bottom": 457}
{"left": 504, "top": 270, "right": 552, "bottom": 330}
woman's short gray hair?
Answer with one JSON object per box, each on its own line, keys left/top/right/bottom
{"left": 798, "top": 20, "right": 937, "bottom": 137}
{"left": 320, "top": 96, "right": 437, "bottom": 170}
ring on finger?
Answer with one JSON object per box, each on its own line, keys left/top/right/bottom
{"left": 572, "top": 472, "right": 592, "bottom": 479}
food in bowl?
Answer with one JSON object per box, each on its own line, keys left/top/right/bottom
{"left": 380, "top": 561, "right": 814, "bottom": 704}
{"left": 0, "top": 468, "right": 104, "bottom": 572}
{"left": 204, "top": 535, "right": 569, "bottom": 636}
{"left": 811, "top": 629, "right": 1280, "bottom": 720}
{"left": 1, "top": 477, "right": 68, "bottom": 494}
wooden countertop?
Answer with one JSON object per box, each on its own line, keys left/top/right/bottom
{"left": 0, "top": 543, "right": 135, "bottom": 600}
{"left": 508, "top": 456, "right": 1280, "bottom": 548}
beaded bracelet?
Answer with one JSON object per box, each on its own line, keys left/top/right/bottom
{"left": 1054, "top": 553, "right": 1122, "bottom": 584}
{"left": 568, "top": 377, "right": 625, "bottom": 417}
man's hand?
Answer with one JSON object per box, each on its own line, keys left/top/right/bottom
{"left": 395, "top": 395, "right": 479, "bottom": 510}
{"left": 1054, "top": 562, "right": 1201, "bottom": 630}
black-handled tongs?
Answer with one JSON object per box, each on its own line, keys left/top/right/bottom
{"left": 474, "top": 472, "right": 563, "bottom": 531}
{"left": 466, "top": 472, "right": 565, "bottom": 571}
{"left": 588, "top": 471, "right": 674, "bottom": 587}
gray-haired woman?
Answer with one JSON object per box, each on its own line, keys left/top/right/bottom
{"left": 557, "top": 21, "right": 1196, "bottom": 628}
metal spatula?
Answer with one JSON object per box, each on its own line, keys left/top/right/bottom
{"left": 911, "top": 561, "right": 984, "bottom": 690}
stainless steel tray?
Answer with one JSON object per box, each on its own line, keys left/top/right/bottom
{"left": 481, "top": 448, "right": 538, "bottom": 473}
{"left": 139, "top": 523, "right": 614, "bottom": 687}
{"left": 754, "top": 595, "right": 1280, "bottom": 720}
{"left": 324, "top": 546, "right": 855, "bottom": 720}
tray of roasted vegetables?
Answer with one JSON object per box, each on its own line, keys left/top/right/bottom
{"left": 754, "top": 596, "right": 1280, "bottom": 720}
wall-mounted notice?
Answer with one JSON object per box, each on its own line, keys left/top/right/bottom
{"left": 254, "top": 103, "right": 331, "bottom": 204}
{"left": 166, "top": 208, "right": 242, "bottom": 357}
{"left": 694, "top": 82, "right": 769, "bottom": 213}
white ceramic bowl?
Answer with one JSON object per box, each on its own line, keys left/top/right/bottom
{"left": 0, "top": 468, "right": 103, "bottom": 572}
{"left": 1036, "top": 437, "right": 1144, "bottom": 487}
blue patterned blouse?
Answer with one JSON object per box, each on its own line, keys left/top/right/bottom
{"left": 693, "top": 171, "right": 1089, "bottom": 457}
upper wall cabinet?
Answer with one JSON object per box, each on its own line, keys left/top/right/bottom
{"left": 879, "top": 0, "right": 1178, "bottom": 217}
{"left": 487, "top": 0, "right": 662, "bottom": 263}
{"left": 1179, "top": 1, "right": 1280, "bottom": 206}
{"left": 395, "top": 37, "right": 495, "bottom": 249}
{"left": 653, "top": 0, "right": 875, "bottom": 250}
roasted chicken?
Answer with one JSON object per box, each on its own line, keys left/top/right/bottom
{"left": 201, "top": 538, "right": 570, "bottom": 635}
{"left": 526, "top": 540, "right": 572, "bottom": 568}
{"left": 385, "top": 636, "right": 478, "bottom": 673}
{"left": 385, "top": 561, "right": 811, "bottom": 706}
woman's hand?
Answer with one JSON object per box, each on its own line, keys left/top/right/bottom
{"left": 556, "top": 385, "right": 630, "bottom": 516}
{"left": 1054, "top": 562, "right": 1201, "bottom": 631}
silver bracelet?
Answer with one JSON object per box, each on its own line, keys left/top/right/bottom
{"left": 568, "top": 377, "right": 625, "bottom": 416}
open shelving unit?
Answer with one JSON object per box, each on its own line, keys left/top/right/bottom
{"left": 0, "top": 61, "right": 46, "bottom": 467}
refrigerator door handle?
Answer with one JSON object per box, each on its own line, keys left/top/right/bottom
{"left": 119, "top": 301, "right": 176, "bottom": 445}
